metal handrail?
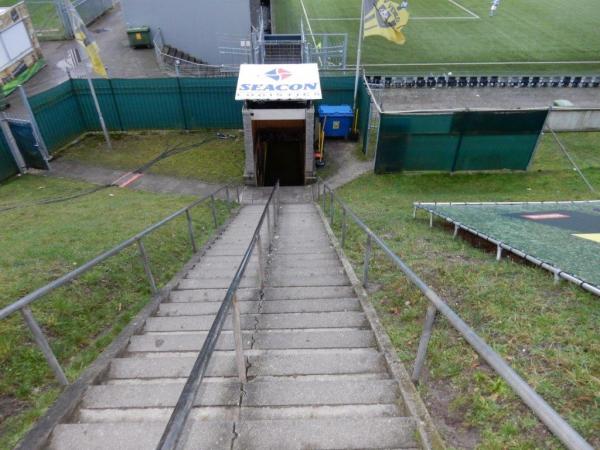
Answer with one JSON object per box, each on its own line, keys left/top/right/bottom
{"left": 316, "top": 180, "right": 593, "bottom": 450}
{"left": 156, "top": 182, "right": 280, "bottom": 450}
{"left": 1, "top": 184, "right": 240, "bottom": 386}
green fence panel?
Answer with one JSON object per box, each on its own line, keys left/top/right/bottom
{"left": 101, "top": 78, "right": 187, "bottom": 130}
{"left": 29, "top": 80, "right": 86, "bottom": 152}
{"left": 319, "top": 76, "right": 355, "bottom": 107}
{"left": 0, "top": 133, "right": 18, "bottom": 182}
{"left": 454, "top": 134, "right": 541, "bottom": 171}
{"left": 71, "top": 79, "right": 123, "bottom": 131}
{"left": 358, "top": 81, "right": 371, "bottom": 154}
{"left": 375, "top": 110, "right": 548, "bottom": 173}
{"left": 180, "top": 77, "right": 241, "bottom": 129}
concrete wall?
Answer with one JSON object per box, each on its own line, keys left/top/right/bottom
{"left": 121, "top": 0, "right": 251, "bottom": 64}
{"left": 547, "top": 109, "right": 600, "bottom": 131}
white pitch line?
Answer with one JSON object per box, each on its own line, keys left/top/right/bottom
{"left": 447, "top": 0, "right": 480, "bottom": 18}
{"left": 309, "top": 16, "right": 478, "bottom": 21}
{"left": 299, "top": 0, "right": 319, "bottom": 49}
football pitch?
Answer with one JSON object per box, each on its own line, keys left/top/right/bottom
{"left": 273, "top": 0, "right": 600, "bottom": 74}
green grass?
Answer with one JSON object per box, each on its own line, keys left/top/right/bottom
{"left": 2, "top": 0, "right": 66, "bottom": 40}
{"left": 274, "top": 0, "right": 600, "bottom": 75}
{"left": 327, "top": 133, "right": 600, "bottom": 448}
{"left": 0, "top": 175, "right": 234, "bottom": 449}
{"left": 56, "top": 130, "right": 245, "bottom": 184}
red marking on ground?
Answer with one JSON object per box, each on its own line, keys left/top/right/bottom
{"left": 522, "top": 213, "right": 570, "bottom": 220}
{"left": 118, "top": 173, "right": 143, "bottom": 188}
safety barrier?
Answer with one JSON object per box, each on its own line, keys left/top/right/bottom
{"left": 315, "top": 179, "right": 593, "bottom": 450}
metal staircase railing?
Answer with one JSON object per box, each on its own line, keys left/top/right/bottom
{"left": 0, "top": 184, "right": 239, "bottom": 387}
{"left": 314, "top": 179, "right": 593, "bottom": 450}
{"left": 156, "top": 181, "right": 281, "bottom": 450}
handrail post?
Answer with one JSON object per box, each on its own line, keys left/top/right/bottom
{"left": 329, "top": 190, "right": 334, "bottom": 225}
{"left": 210, "top": 194, "right": 218, "bottom": 228}
{"left": 341, "top": 207, "right": 348, "bottom": 248}
{"left": 363, "top": 234, "right": 372, "bottom": 287}
{"left": 225, "top": 186, "right": 230, "bottom": 204}
{"left": 322, "top": 185, "right": 327, "bottom": 211}
{"left": 231, "top": 293, "right": 247, "bottom": 383}
{"left": 137, "top": 239, "right": 158, "bottom": 294}
{"left": 21, "top": 307, "right": 69, "bottom": 386}
{"left": 185, "top": 209, "right": 197, "bottom": 253}
{"left": 411, "top": 304, "right": 437, "bottom": 383}
{"left": 235, "top": 185, "right": 240, "bottom": 203}
{"left": 266, "top": 205, "right": 272, "bottom": 242}
{"left": 256, "top": 234, "right": 265, "bottom": 290}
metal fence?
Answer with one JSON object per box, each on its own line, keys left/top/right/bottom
{"left": 315, "top": 179, "right": 593, "bottom": 450}
{"left": 0, "top": 184, "right": 239, "bottom": 387}
{"left": 72, "top": 0, "right": 113, "bottom": 27}
{"left": 156, "top": 182, "right": 281, "bottom": 450}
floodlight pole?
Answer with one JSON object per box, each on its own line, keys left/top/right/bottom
{"left": 86, "top": 72, "right": 112, "bottom": 150}
{"left": 352, "top": 0, "right": 366, "bottom": 111}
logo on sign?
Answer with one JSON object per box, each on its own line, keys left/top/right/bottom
{"left": 265, "top": 68, "right": 292, "bottom": 81}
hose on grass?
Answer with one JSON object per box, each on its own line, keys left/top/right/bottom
{"left": 0, "top": 132, "right": 238, "bottom": 213}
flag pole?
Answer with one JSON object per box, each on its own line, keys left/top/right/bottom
{"left": 352, "top": 0, "right": 366, "bottom": 111}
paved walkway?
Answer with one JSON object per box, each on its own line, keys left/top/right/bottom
{"left": 45, "top": 159, "right": 220, "bottom": 196}
{"left": 47, "top": 201, "right": 423, "bottom": 449}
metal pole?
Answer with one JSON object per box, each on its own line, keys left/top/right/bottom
{"left": 322, "top": 185, "right": 327, "bottom": 211}
{"left": 137, "top": 239, "right": 157, "bottom": 294}
{"left": 21, "top": 307, "right": 68, "bottom": 386}
{"left": 225, "top": 186, "right": 230, "bottom": 204}
{"left": 352, "top": 0, "right": 366, "bottom": 110}
{"left": 453, "top": 223, "right": 459, "bottom": 238}
{"left": 429, "top": 212, "right": 433, "bottom": 228}
{"left": 362, "top": 234, "right": 372, "bottom": 287}
{"left": 210, "top": 195, "right": 218, "bottom": 228}
{"left": 0, "top": 114, "right": 26, "bottom": 173}
{"left": 341, "top": 208, "right": 348, "bottom": 248}
{"left": 266, "top": 206, "right": 272, "bottom": 241}
{"left": 86, "top": 75, "right": 112, "bottom": 150}
{"left": 256, "top": 235, "right": 265, "bottom": 289}
{"left": 185, "top": 209, "right": 197, "bottom": 253}
{"left": 329, "top": 190, "right": 334, "bottom": 225}
{"left": 411, "top": 304, "right": 437, "bottom": 383}
{"left": 235, "top": 185, "right": 240, "bottom": 203}
{"left": 231, "top": 293, "right": 247, "bottom": 383}
{"left": 496, "top": 245, "right": 503, "bottom": 261}
{"left": 18, "top": 86, "right": 50, "bottom": 160}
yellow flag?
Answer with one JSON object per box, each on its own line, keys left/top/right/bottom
{"left": 363, "top": 0, "right": 410, "bottom": 45}
{"left": 68, "top": 2, "right": 108, "bottom": 77}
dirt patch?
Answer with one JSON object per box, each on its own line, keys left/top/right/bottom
{"left": 0, "top": 395, "right": 27, "bottom": 427}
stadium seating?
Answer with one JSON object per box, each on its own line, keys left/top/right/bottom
{"left": 364, "top": 74, "right": 600, "bottom": 90}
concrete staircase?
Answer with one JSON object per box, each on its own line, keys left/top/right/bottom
{"left": 47, "top": 201, "right": 421, "bottom": 449}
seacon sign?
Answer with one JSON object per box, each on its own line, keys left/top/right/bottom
{"left": 235, "top": 64, "right": 322, "bottom": 101}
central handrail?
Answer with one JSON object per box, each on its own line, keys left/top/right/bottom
{"left": 315, "top": 179, "right": 592, "bottom": 450}
{"left": 156, "top": 182, "right": 280, "bottom": 450}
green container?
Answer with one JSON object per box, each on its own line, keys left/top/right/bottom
{"left": 126, "top": 26, "right": 152, "bottom": 49}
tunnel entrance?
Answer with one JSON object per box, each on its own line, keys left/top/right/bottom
{"left": 254, "top": 121, "right": 305, "bottom": 186}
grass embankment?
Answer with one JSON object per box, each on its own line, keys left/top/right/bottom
{"left": 0, "top": 175, "right": 234, "bottom": 449}
{"left": 56, "top": 130, "right": 245, "bottom": 184}
{"left": 329, "top": 132, "right": 600, "bottom": 448}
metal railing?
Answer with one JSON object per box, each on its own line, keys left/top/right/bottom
{"left": 315, "top": 180, "right": 593, "bottom": 450}
{"left": 0, "top": 184, "right": 240, "bottom": 387}
{"left": 156, "top": 182, "right": 280, "bottom": 450}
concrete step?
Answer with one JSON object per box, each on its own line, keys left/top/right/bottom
{"left": 177, "top": 277, "right": 258, "bottom": 289}
{"left": 48, "top": 421, "right": 233, "bottom": 450}
{"left": 158, "top": 298, "right": 361, "bottom": 316}
{"left": 266, "top": 274, "right": 349, "bottom": 287}
{"left": 169, "top": 288, "right": 259, "bottom": 302}
{"left": 144, "top": 312, "right": 368, "bottom": 332}
{"left": 233, "top": 417, "right": 417, "bottom": 449}
{"left": 81, "top": 379, "right": 399, "bottom": 410}
{"left": 109, "top": 349, "right": 387, "bottom": 379}
{"left": 78, "top": 403, "right": 403, "bottom": 424}
{"left": 128, "top": 329, "right": 375, "bottom": 352}
{"left": 263, "top": 286, "right": 356, "bottom": 300}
